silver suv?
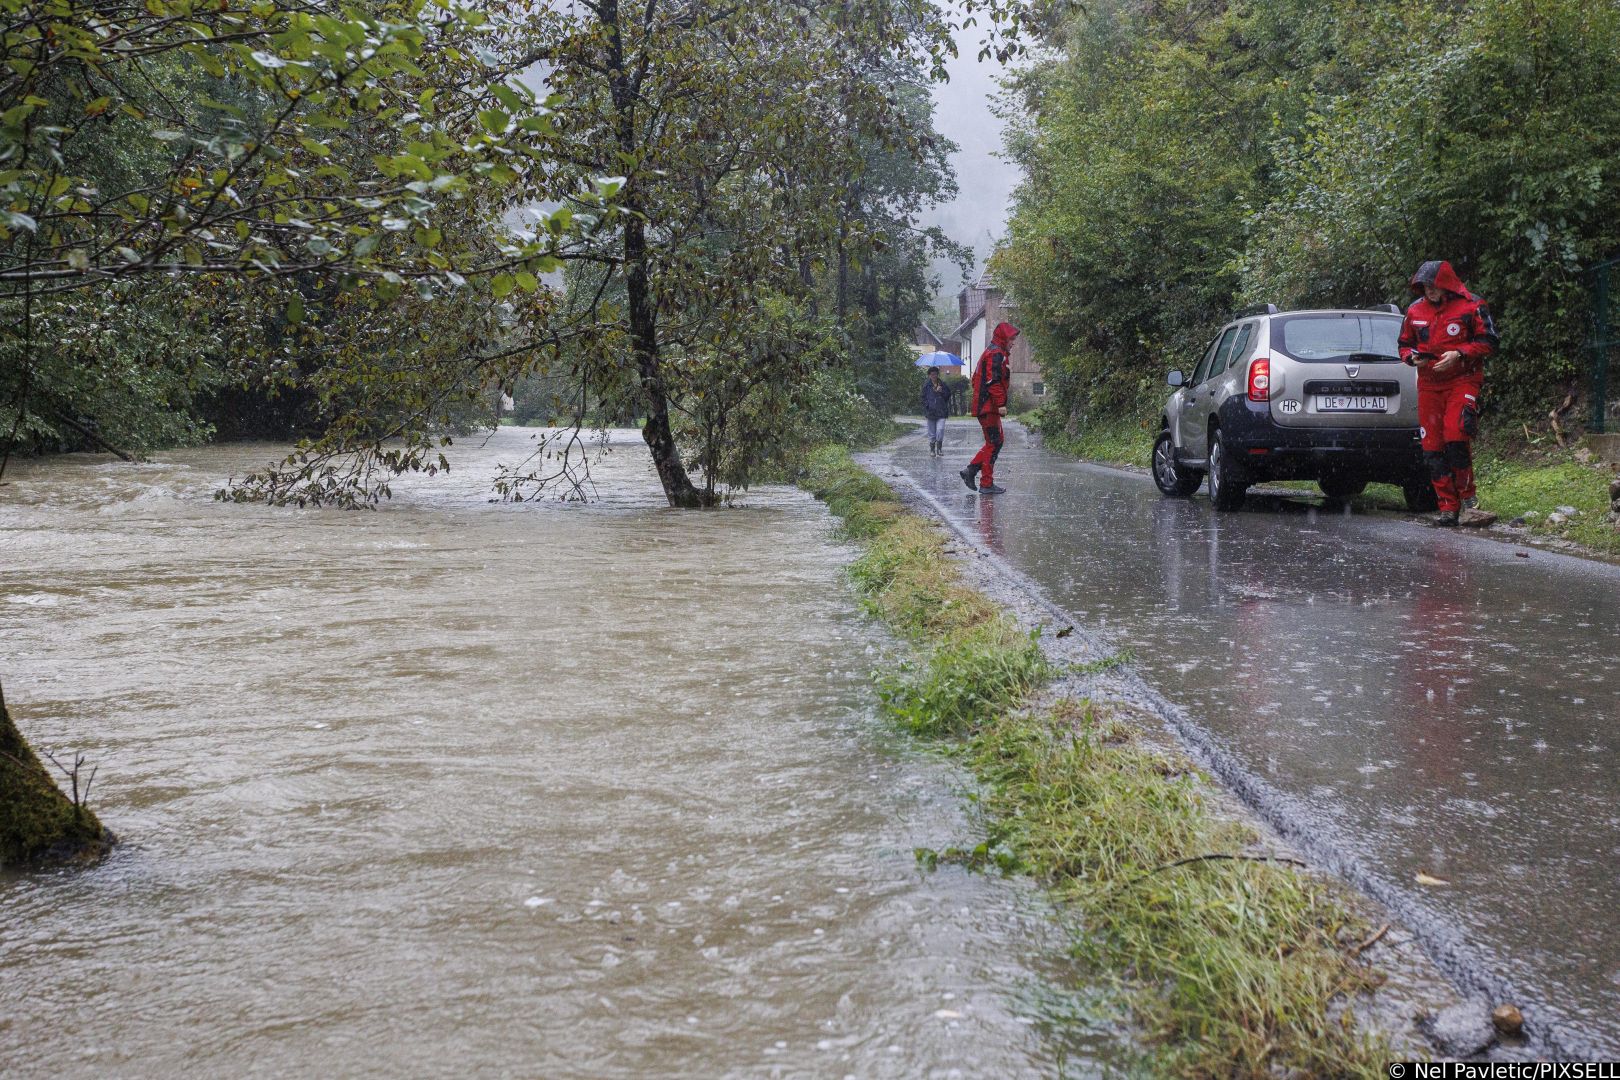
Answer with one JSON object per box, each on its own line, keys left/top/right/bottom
{"left": 1151, "top": 305, "right": 1435, "bottom": 511}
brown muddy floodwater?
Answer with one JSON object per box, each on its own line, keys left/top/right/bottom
{"left": 0, "top": 428, "right": 1101, "bottom": 1079}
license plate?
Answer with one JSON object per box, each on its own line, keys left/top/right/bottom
{"left": 1315, "top": 394, "right": 1388, "bottom": 412}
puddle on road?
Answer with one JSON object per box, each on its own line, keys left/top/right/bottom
{"left": 0, "top": 429, "right": 1109, "bottom": 1078}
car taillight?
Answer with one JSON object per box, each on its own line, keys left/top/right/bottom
{"left": 1248, "top": 358, "right": 1270, "bottom": 402}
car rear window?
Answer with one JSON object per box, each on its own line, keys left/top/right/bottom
{"left": 1273, "top": 314, "right": 1400, "bottom": 362}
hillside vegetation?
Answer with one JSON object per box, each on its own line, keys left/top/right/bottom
{"left": 997, "top": 0, "right": 1620, "bottom": 433}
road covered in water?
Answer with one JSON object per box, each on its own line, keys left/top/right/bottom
{"left": 888, "top": 420, "right": 1620, "bottom": 1058}
{"left": 1, "top": 428, "right": 1104, "bottom": 1079}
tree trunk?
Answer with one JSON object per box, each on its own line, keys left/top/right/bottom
{"left": 605, "top": 0, "right": 706, "bottom": 509}
{"left": 625, "top": 217, "right": 705, "bottom": 508}
{"left": 0, "top": 679, "right": 113, "bottom": 868}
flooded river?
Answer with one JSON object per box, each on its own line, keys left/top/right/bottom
{"left": 0, "top": 429, "right": 1098, "bottom": 1078}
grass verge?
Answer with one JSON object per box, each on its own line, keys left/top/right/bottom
{"left": 1031, "top": 408, "right": 1157, "bottom": 469}
{"left": 800, "top": 444, "right": 1391, "bottom": 1077}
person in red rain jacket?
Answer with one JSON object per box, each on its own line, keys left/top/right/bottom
{"left": 1398, "top": 261, "right": 1498, "bottom": 526}
{"left": 959, "top": 321, "right": 1018, "bottom": 495}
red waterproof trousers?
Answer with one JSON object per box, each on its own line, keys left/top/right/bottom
{"left": 1418, "top": 372, "right": 1483, "bottom": 512}
{"left": 970, "top": 413, "right": 1004, "bottom": 487}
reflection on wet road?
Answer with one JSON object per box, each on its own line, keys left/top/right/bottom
{"left": 0, "top": 429, "right": 1098, "bottom": 1079}
{"left": 894, "top": 421, "right": 1620, "bottom": 1057}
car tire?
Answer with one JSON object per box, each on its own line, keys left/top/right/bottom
{"left": 1319, "top": 475, "right": 1368, "bottom": 500}
{"left": 1402, "top": 475, "right": 1439, "bottom": 512}
{"left": 1152, "top": 430, "right": 1201, "bottom": 497}
{"left": 1207, "top": 430, "right": 1248, "bottom": 511}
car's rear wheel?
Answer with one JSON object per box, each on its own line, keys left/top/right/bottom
{"left": 1207, "top": 430, "right": 1248, "bottom": 511}
{"left": 1152, "top": 430, "right": 1201, "bottom": 497}
{"left": 1402, "top": 475, "right": 1439, "bottom": 512}
{"left": 1319, "top": 475, "right": 1368, "bottom": 500}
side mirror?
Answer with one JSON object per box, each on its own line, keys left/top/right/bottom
{"left": 1167, "top": 370, "right": 1185, "bottom": 387}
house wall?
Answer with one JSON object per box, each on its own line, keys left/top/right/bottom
{"left": 981, "top": 295, "right": 1045, "bottom": 409}
{"left": 956, "top": 275, "right": 1048, "bottom": 410}
{"left": 964, "top": 320, "right": 989, "bottom": 376}
{"left": 958, "top": 284, "right": 988, "bottom": 324}
{"left": 1008, "top": 372, "right": 1048, "bottom": 410}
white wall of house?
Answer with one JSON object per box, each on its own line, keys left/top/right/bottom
{"left": 962, "top": 317, "right": 989, "bottom": 379}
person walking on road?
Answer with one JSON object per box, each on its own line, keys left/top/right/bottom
{"left": 1399, "top": 261, "right": 1498, "bottom": 527}
{"left": 921, "top": 366, "right": 951, "bottom": 457}
{"left": 960, "top": 321, "right": 1018, "bottom": 495}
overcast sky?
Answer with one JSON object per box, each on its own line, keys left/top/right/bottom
{"left": 919, "top": 24, "right": 1020, "bottom": 301}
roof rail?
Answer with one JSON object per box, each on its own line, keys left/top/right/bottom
{"left": 1235, "top": 303, "right": 1279, "bottom": 319}
{"left": 1375, "top": 303, "right": 1401, "bottom": 315}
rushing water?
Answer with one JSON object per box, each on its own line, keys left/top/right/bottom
{"left": 0, "top": 429, "right": 1103, "bottom": 1079}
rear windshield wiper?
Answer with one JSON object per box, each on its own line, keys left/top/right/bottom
{"left": 1345, "top": 352, "right": 1399, "bottom": 362}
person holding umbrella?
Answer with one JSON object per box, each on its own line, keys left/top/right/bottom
{"left": 920, "top": 365, "right": 952, "bottom": 457}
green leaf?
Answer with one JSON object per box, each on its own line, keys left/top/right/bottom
{"left": 515, "top": 271, "right": 539, "bottom": 293}
{"left": 490, "top": 83, "right": 526, "bottom": 113}
{"left": 491, "top": 273, "right": 516, "bottom": 298}
{"left": 286, "top": 293, "right": 305, "bottom": 323}
{"left": 478, "top": 109, "right": 510, "bottom": 134}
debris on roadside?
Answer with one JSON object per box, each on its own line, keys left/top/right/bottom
{"left": 1492, "top": 1004, "right": 1525, "bottom": 1036}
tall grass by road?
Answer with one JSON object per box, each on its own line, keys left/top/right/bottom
{"left": 800, "top": 444, "right": 1393, "bottom": 1078}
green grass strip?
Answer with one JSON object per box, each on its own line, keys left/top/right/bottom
{"left": 800, "top": 444, "right": 1392, "bottom": 1078}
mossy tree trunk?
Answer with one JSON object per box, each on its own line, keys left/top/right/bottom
{"left": 0, "top": 680, "right": 113, "bottom": 868}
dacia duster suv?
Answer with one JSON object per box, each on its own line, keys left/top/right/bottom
{"left": 1151, "top": 306, "right": 1435, "bottom": 512}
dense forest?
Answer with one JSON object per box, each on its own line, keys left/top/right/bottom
{"left": 0, "top": 0, "right": 969, "bottom": 507}
{"left": 996, "top": 0, "right": 1620, "bottom": 433}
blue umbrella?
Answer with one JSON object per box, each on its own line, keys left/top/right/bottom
{"left": 915, "top": 351, "right": 962, "bottom": 367}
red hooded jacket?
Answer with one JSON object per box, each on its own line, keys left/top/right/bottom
{"left": 972, "top": 322, "right": 1018, "bottom": 416}
{"left": 1398, "top": 261, "right": 1497, "bottom": 386}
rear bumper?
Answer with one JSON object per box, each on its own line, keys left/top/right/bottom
{"left": 1216, "top": 399, "right": 1422, "bottom": 479}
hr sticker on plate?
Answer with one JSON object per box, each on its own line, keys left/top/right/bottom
{"left": 1278, "top": 398, "right": 1302, "bottom": 414}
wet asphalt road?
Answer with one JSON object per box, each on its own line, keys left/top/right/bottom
{"left": 887, "top": 421, "right": 1620, "bottom": 1058}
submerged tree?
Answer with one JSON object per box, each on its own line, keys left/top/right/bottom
{"left": 0, "top": 677, "right": 112, "bottom": 867}
{"left": 497, "top": 0, "right": 959, "bottom": 506}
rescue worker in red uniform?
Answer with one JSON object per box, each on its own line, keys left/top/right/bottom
{"left": 960, "top": 321, "right": 1018, "bottom": 495}
{"left": 1398, "top": 261, "right": 1498, "bottom": 526}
